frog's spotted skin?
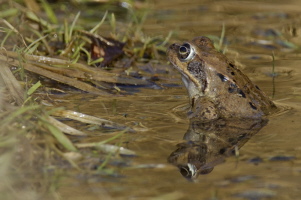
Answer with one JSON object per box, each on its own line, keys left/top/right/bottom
{"left": 167, "top": 36, "right": 276, "bottom": 120}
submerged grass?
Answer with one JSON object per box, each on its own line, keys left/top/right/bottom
{"left": 0, "top": 80, "right": 132, "bottom": 198}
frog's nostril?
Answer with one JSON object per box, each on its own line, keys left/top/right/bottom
{"left": 168, "top": 43, "right": 180, "bottom": 51}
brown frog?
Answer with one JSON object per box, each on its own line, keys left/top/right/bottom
{"left": 167, "top": 36, "right": 277, "bottom": 120}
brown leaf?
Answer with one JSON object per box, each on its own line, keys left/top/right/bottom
{"left": 90, "top": 37, "right": 125, "bottom": 67}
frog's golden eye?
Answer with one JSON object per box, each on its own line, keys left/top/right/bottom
{"left": 178, "top": 43, "right": 195, "bottom": 61}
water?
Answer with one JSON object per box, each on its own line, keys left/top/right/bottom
{"left": 36, "top": 0, "right": 301, "bottom": 199}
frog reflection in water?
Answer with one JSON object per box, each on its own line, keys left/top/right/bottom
{"left": 166, "top": 36, "right": 276, "bottom": 179}
{"left": 168, "top": 119, "right": 267, "bottom": 179}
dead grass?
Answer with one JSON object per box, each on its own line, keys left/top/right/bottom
{"left": 0, "top": 0, "right": 167, "bottom": 198}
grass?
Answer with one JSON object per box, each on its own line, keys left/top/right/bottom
{"left": 0, "top": 8, "right": 230, "bottom": 196}
{"left": 0, "top": 0, "right": 167, "bottom": 198}
{"left": 0, "top": 1, "right": 167, "bottom": 93}
{"left": 271, "top": 51, "right": 276, "bottom": 98}
{"left": 206, "top": 23, "right": 227, "bottom": 53}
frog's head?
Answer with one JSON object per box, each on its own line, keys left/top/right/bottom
{"left": 167, "top": 36, "right": 215, "bottom": 100}
{"left": 167, "top": 141, "right": 214, "bottom": 180}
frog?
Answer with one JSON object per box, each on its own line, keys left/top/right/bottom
{"left": 167, "top": 36, "right": 277, "bottom": 120}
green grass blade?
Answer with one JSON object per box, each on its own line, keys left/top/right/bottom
{"left": 69, "top": 12, "right": 81, "bottom": 41}
{"left": 40, "top": 0, "right": 58, "bottom": 24}
{"left": 42, "top": 116, "right": 77, "bottom": 152}
{"left": 1, "top": 29, "right": 13, "bottom": 47}
{"left": 64, "top": 19, "right": 69, "bottom": 44}
{"left": 27, "top": 81, "right": 42, "bottom": 96}
{"left": 24, "top": 34, "right": 48, "bottom": 53}
{"left": 0, "top": 105, "right": 40, "bottom": 126}
{"left": 110, "top": 13, "right": 116, "bottom": 35}
{"left": 219, "top": 23, "right": 225, "bottom": 52}
{"left": 25, "top": 42, "right": 39, "bottom": 54}
{"left": 0, "top": 8, "right": 18, "bottom": 18}
{"left": 90, "top": 11, "right": 108, "bottom": 33}
{"left": 25, "top": 11, "right": 51, "bottom": 30}
{"left": 160, "top": 31, "right": 173, "bottom": 47}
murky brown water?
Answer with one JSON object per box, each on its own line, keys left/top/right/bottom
{"left": 42, "top": 1, "right": 301, "bottom": 199}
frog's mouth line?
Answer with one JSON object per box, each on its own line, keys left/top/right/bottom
{"left": 168, "top": 59, "right": 201, "bottom": 88}
{"left": 181, "top": 72, "right": 202, "bottom": 89}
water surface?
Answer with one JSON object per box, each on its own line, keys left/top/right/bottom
{"left": 54, "top": 1, "right": 301, "bottom": 199}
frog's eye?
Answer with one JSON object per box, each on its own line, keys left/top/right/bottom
{"left": 178, "top": 43, "right": 195, "bottom": 61}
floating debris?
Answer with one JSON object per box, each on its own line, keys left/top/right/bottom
{"left": 229, "top": 175, "right": 258, "bottom": 183}
{"left": 248, "top": 156, "right": 263, "bottom": 165}
{"left": 234, "top": 189, "right": 276, "bottom": 200}
{"left": 269, "top": 155, "right": 296, "bottom": 161}
{"left": 47, "top": 116, "right": 87, "bottom": 136}
{"left": 52, "top": 109, "right": 135, "bottom": 132}
{"left": 76, "top": 143, "right": 136, "bottom": 157}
